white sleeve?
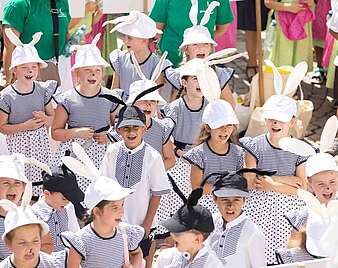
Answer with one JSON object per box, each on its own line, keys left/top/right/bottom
{"left": 148, "top": 152, "right": 171, "bottom": 196}
{"left": 248, "top": 232, "right": 267, "bottom": 268}
{"left": 66, "top": 203, "right": 80, "bottom": 232}
{"left": 0, "top": 134, "right": 9, "bottom": 155}
{"left": 99, "top": 145, "right": 115, "bottom": 179}
{"left": 153, "top": 248, "right": 175, "bottom": 268}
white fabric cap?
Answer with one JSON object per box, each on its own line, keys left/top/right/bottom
{"left": 306, "top": 153, "right": 338, "bottom": 177}
{"left": 84, "top": 177, "right": 135, "bottom": 211}
{"left": 0, "top": 154, "right": 29, "bottom": 183}
{"left": 72, "top": 33, "right": 109, "bottom": 70}
{"left": 202, "top": 99, "right": 239, "bottom": 129}
{"left": 126, "top": 80, "right": 166, "bottom": 105}
{"left": 180, "top": 25, "right": 217, "bottom": 49}
{"left": 262, "top": 95, "right": 297, "bottom": 123}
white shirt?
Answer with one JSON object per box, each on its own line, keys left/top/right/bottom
{"left": 328, "top": 0, "right": 338, "bottom": 33}
{"left": 0, "top": 134, "right": 9, "bottom": 155}
{"left": 206, "top": 213, "right": 266, "bottom": 268}
{"left": 154, "top": 245, "right": 224, "bottom": 268}
{"left": 100, "top": 141, "right": 171, "bottom": 226}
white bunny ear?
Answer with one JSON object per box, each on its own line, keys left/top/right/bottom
{"left": 131, "top": 51, "right": 147, "bottom": 80}
{"left": 25, "top": 158, "right": 52, "bottom": 176}
{"left": 0, "top": 199, "right": 17, "bottom": 212}
{"left": 196, "top": 65, "right": 221, "bottom": 102}
{"left": 207, "top": 52, "right": 246, "bottom": 66}
{"left": 279, "top": 137, "right": 316, "bottom": 156}
{"left": 71, "top": 142, "right": 100, "bottom": 178}
{"left": 265, "top": 59, "right": 283, "bottom": 95}
{"left": 205, "top": 48, "right": 237, "bottom": 62}
{"left": 102, "top": 12, "right": 138, "bottom": 33}
{"left": 21, "top": 181, "right": 32, "bottom": 208}
{"left": 189, "top": 0, "right": 198, "bottom": 26}
{"left": 200, "top": 1, "right": 220, "bottom": 26}
{"left": 91, "top": 33, "right": 101, "bottom": 46}
{"left": 283, "top": 61, "right": 308, "bottom": 96}
{"left": 320, "top": 115, "right": 338, "bottom": 153}
{"left": 28, "top": 32, "right": 43, "bottom": 47}
{"left": 327, "top": 200, "right": 338, "bottom": 218}
{"left": 151, "top": 51, "right": 168, "bottom": 82}
{"left": 298, "top": 189, "right": 324, "bottom": 216}
{"left": 62, "top": 156, "right": 97, "bottom": 179}
{"left": 5, "top": 28, "right": 23, "bottom": 47}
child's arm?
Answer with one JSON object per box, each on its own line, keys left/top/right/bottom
{"left": 111, "top": 73, "right": 120, "bottom": 89}
{"left": 190, "top": 165, "right": 203, "bottom": 190}
{"left": 142, "top": 195, "right": 160, "bottom": 237}
{"left": 40, "top": 232, "right": 54, "bottom": 254}
{"left": 243, "top": 152, "right": 258, "bottom": 189}
{"left": 264, "top": 0, "right": 313, "bottom": 13}
{"left": 67, "top": 248, "right": 81, "bottom": 268}
{"left": 162, "top": 140, "right": 176, "bottom": 170}
{"left": 271, "top": 162, "right": 307, "bottom": 189}
{"left": 128, "top": 247, "right": 143, "bottom": 268}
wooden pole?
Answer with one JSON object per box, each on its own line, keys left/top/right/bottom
{"left": 143, "top": 0, "right": 148, "bottom": 14}
{"left": 255, "top": 0, "right": 265, "bottom": 105}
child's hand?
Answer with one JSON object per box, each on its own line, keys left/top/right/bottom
{"left": 285, "top": 3, "right": 306, "bottom": 13}
{"left": 23, "top": 118, "right": 45, "bottom": 131}
{"left": 254, "top": 176, "right": 276, "bottom": 192}
{"left": 74, "top": 127, "right": 95, "bottom": 139}
{"left": 32, "top": 111, "right": 49, "bottom": 126}
{"left": 93, "top": 132, "right": 109, "bottom": 144}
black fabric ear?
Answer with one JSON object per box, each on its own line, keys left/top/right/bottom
{"left": 237, "top": 168, "right": 277, "bottom": 177}
{"left": 99, "top": 94, "right": 126, "bottom": 106}
{"left": 167, "top": 174, "right": 187, "bottom": 203}
{"left": 200, "top": 171, "right": 230, "bottom": 187}
{"left": 187, "top": 188, "right": 203, "bottom": 207}
{"left": 132, "top": 83, "right": 164, "bottom": 105}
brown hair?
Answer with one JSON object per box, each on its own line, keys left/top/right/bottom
{"left": 85, "top": 200, "right": 111, "bottom": 225}
{"left": 195, "top": 124, "right": 239, "bottom": 146}
{"left": 6, "top": 224, "right": 43, "bottom": 242}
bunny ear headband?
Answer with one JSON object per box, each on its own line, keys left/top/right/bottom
{"left": 102, "top": 12, "right": 139, "bottom": 34}
{"left": 70, "top": 33, "right": 101, "bottom": 53}
{"left": 189, "top": 0, "right": 220, "bottom": 27}
{"left": 5, "top": 28, "right": 43, "bottom": 48}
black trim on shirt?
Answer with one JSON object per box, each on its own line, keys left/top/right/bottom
{"left": 45, "top": 82, "right": 59, "bottom": 106}
{"left": 238, "top": 140, "right": 259, "bottom": 162}
{"left": 265, "top": 134, "right": 282, "bottom": 150}
{"left": 90, "top": 224, "right": 117, "bottom": 240}
{"left": 60, "top": 103, "right": 70, "bottom": 115}
{"left": 182, "top": 155, "right": 204, "bottom": 170}
{"left": 11, "top": 82, "right": 35, "bottom": 96}
{"left": 74, "top": 87, "right": 102, "bottom": 99}
{"left": 0, "top": 108, "right": 9, "bottom": 114}
{"left": 129, "top": 51, "right": 152, "bottom": 66}
{"left": 60, "top": 235, "right": 86, "bottom": 260}
{"left": 163, "top": 123, "right": 175, "bottom": 145}
{"left": 182, "top": 96, "right": 205, "bottom": 112}
{"left": 206, "top": 140, "right": 230, "bottom": 156}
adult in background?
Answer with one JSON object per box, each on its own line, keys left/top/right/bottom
{"left": 2, "top": 0, "right": 72, "bottom": 91}
{"left": 150, "top": 0, "right": 233, "bottom": 67}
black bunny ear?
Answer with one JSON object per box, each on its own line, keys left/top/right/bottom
{"left": 100, "top": 94, "right": 126, "bottom": 106}
{"left": 237, "top": 168, "right": 277, "bottom": 177}
{"left": 187, "top": 188, "right": 203, "bottom": 207}
{"left": 200, "top": 171, "right": 230, "bottom": 187}
{"left": 167, "top": 174, "right": 187, "bottom": 203}
{"left": 131, "top": 83, "right": 164, "bottom": 105}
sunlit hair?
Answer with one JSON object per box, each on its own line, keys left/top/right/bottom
{"left": 195, "top": 123, "right": 238, "bottom": 145}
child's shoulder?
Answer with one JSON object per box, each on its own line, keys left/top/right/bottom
{"left": 39, "top": 250, "right": 67, "bottom": 267}
{"left": 0, "top": 85, "right": 14, "bottom": 97}
{"left": 34, "top": 80, "right": 58, "bottom": 91}
{"left": 118, "top": 222, "right": 145, "bottom": 239}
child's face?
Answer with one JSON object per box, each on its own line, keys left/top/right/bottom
{"left": 118, "top": 125, "right": 145, "bottom": 149}
{"left": 214, "top": 196, "right": 245, "bottom": 222}
{"left": 209, "top": 125, "right": 234, "bottom": 145}
{"left": 122, "top": 35, "right": 149, "bottom": 53}
{"left": 77, "top": 66, "right": 103, "bottom": 88}
{"left": 0, "top": 178, "right": 24, "bottom": 204}
{"left": 14, "top": 63, "right": 39, "bottom": 83}
{"left": 6, "top": 224, "right": 41, "bottom": 264}
{"left": 95, "top": 200, "right": 124, "bottom": 227}
{"left": 170, "top": 231, "right": 201, "bottom": 253}
{"left": 309, "top": 171, "right": 338, "bottom": 205}
{"left": 265, "top": 119, "right": 293, "bottom": 139}
{"left": 182, "top": 76, "right": 203, "bottom": 99}
{"left": 134, "top": 100, "right": 158, "bottom": 120}
{"left": 44, "top": 191, "right": 69, "bottom": 210}
{"left": 184, "top": 43, "right": 212, "bottom": 59}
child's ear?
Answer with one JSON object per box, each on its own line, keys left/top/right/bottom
{"left": 5, "top": 238, "right": 12, "bottom": 250}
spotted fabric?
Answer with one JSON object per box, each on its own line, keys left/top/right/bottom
{"left": 0, "top": 217, "right": 10, "bottom": 261}
{"left": 239, "top": 134, "right": 308, "bottom": 265}
{"left": 61, "top": 223, "right": 144, "bottom": 268}
{"left": 276, "top": 248, "right": 315, "bottom": 264}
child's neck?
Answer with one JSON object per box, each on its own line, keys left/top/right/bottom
{"left": 14, "top": 80, "right": 34, "bottom": 93}
{"left": 77, "top": 84, "right": 100, "bottom": 97}
{"left": 187, "top": 244, "right": 204, "bottom": 262}
{"left": 92, "top": 220, "right": 116, "bottom": 238}
{"left": 207, "top": 139, "right": 229, "bottom": 154}
{"left": 11, "top": 254, "right": 39, "bottom": 268}
{"left": 183, "top": 94, "right": 203, "bottom": 110}
{"left": 132, "top": 49, "right": 151, "bottom": 64}
{"left": 267, "top": 133, "right": 284, "bottom": 148}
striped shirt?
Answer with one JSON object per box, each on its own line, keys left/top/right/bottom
{"left": 0, "top": 217, "right": 10, "bottom": 261}
{"left": 276, "top": 248, "right": 315, "bottom": 264}
{"left": 284, "top": 208, "right": 309, "bottom": 231}
{"left": 0, "top": 251, "right": 67, "bottom": 268}
{"left": 0, "top": 81, "right": 57, "bottom": 124}
{"left": 183, "top": 142, "right": 244, "bottom": 183}
{"left": 61, "top": 223, "right": 144, "bottom": 268}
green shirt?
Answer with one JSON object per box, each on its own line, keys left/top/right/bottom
{"left": 3, "top": 0, "right": 71, "bottom": 60}
{"left": 150, "top": 0, "right": 233, "bottom": 67}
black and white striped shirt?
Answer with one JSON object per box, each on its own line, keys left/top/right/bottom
{"left": 0, "top": 217, "right": 10, "bottom": 261}
{"left": 276, "top": 248, "right": 315, "bottom": 264}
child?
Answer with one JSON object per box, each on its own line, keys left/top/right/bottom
{"left": 51, "top": 33, "right": 120, "bottom": 192}
{"left": 183, "top": 64, "right": 243, "bottom": 213}
{"left": 60, "top": 144, "right": 144, "bottom": 267}
{"left": 154, "top": 188, "right": 223, "bottom": 267}
{"left": 0, "top": 134, "right": 9, "bottom": 155}
{"left": 31, "top": 166, "right": 84, "bottom": 252}
{"left": 0, "top": 29, "right": 56, "bottom": 197}
{"left": 206, "top": 170, "right": 267, "bottom": 267}
{"left": 0, "top": 183, "right": 66, "bottom": 268}
{"left": 239, "top": 94, "right": 308, "bottom": 265}
{"left": 104, "top": 11, "right": 171, "bottom": 102}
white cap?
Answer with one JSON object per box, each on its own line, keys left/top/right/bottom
{"left": 126, "top": 80, "right": 166, "bottom": 105}
{"left": 0, "top": 154, "right": 29, "bottom": 183}
{"left": 5, "top": 29, "right": 48, "bottom": 70}
{"left": 262, "top": 95, "right": 297, "bottom": 123}
{"left": 84, "top": 177, "right": 135, "bottom": 212}
{"left": 72, "top": 33, "right": 109, "bottom": 70}
{"left": 202, "top": 99, "right": 239, "bottom": 129}
{"left": 103, "top": 11, "right": 161, "bottom": 39}
{"left": 180, "top": 25, "right": 217, "bottom": 49}
{"left": 306, "top": 153, "right": 338, "bottom": 177}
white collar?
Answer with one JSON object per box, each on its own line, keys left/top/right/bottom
{"left": 34, "top": 197, "right": 55, "bottom": 222}
{"left": 121, "top": 140, "right": 145, "bottom": 154}
{"left": 216, "top": 212, "right": 247, "bottom": 230}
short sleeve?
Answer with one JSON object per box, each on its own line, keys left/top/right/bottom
{"left": 2, "top": 0, "right": 28, "bottom": 33}
{"left": 50, "top": 250, "right": 68, "bottom": 267}
{"left": 58, "top": 93, "right": 70, "bottom": 114}
{"left": 183, "top": 146, "right": 204, "bottom": 170}
{"left": 162, "top": 101, "right": 179, "bottom": 125}
{"left": 0, "top": 93, "right": 10, "bottom": 114}
{"left": 296, "top": 155, "right": 308, "bottom": 166}
{"left": 160, "top": 118, "right": 175, "bottom": 144}
{"left": 284, "top": 209, "right": 308, "bottom": 231}
{"left": 109, "top": 49, "right": 122, "bottom": 74}
{"left": 39, "top": 80, "right": 58, "bottom": 105}
{"left": 216, "top": 66, "right": 235, "bottom": 90}
{"left": 164, "top": 66, "right": 181, "bottom": 90}
{"left": 235, "top": 146, "right": 245, "bottom": 170}
{"left": 216, "top": 0, "right": 234, "bottom": 25}
{"left": 60, "top": 231, "right": 86, "bottom": 260}
{"left": 275, "top": 249, "right": 293, "bottom": 264}
{"left": 149, "top": 0, "right": 169, "bottom": 24}
{"left": 123, "top": 223, "right": 145, "bottom": 251}
{"left": 239, "top": 137, "right": 260, "bottom": 161}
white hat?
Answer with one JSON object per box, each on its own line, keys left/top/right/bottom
{"left": 103, "top": 11, "right": 161, "bottom": 39}
{"left": 0, "top": 153, "right": 52, "bottom": 183}
{"left": 202, "top": 99, "right": 239, "bottom": 129}
{"left": 126, "top": 80, "right": 166, "bottom": 105}
{"left": 262, "top": 95, "right": 297, "bottom": 123}
{"left": 306, "top": 153, "right": 338, "bottom": 177}
{"left": 5, "top": 29, "right": 48, "bottom": 70}
{"left": 178, "top": 58, "right": 205, "bottom": 78}
{"left": 71, "top": 33, "right": 109, "bottom": 70}
{"left": 0, "top": 182, "right": 49, "bottom": 240}
{"left": 84, "top": 177, "right": 134, "bottom": 212}
{"left": 179, "top": 1, "right": 220, "bottom": 49}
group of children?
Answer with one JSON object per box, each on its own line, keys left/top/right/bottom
{"left": 0, "top": 3, "right": 336, "bottom": 268}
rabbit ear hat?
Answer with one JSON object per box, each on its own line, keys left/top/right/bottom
{"left": 5, "top": 28, "right": 48, "bottom": 70}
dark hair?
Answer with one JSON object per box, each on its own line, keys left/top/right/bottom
{"left": 84, "top": 200, "right": 111, "bottom": 225}
{"left": 195, "top": 123, "right": 239, "bottom": 146}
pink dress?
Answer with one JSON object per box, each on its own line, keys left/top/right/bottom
{"left": 312, "top": 0, "right": 331, "bottom": 46}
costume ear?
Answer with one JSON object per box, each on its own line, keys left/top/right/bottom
{"left": 28, "top": 32, "right": 43, "bottom": 47}
{"left": 21, "top": 182, "right": 33, "bottom": 208}
{"left": 196, "top": 65, "right": 221, "bottom": 102}
{"left": 132, "top": 84, "right": 164, "bottom": 105}
{"left": 91, "top": 33, "right": 101, "bottom": 47}
{"left": 99, "top": 94, "right": 126, "bottom": 106}
{"left": 189, "top": 0, "right": 198, "bottom": 26}
{"left": 102, "top": 12, "right": 138, "bottom": 33}
{"left": 187, "top": 188, "right": 203, "bottom": 206}
{"left": 297, "top": 189, "right": 324, "bottom": 216}
{"left": 150, "top": 51, "right": 168, "bottom": 82}
{"left": 131, "top": 51, "right": 147, "bottom": 80}
{"left": 278, "top": 137, "right": 316, "bottom": 156}
{"left": 320, "top": 115, "right": 338, "bottom": 153}
{"left": 0, "top": 200, "right": 17, "bottom": 213}
{"left": 25, "top": 157, "right": 52, "bottom": 176}
{"left": 71, "top": 142, "right": 100, "bottom": 178}
{"left": 207, "top": 52, "right": 246, "bottom": 66}
{"left": 61, "top": 156, "right": 97, "bottom": 179}
{"left": 265, "top": 60, "right": 282, "bottom": 95}
{"left": 5, "top": 28, "right": 23, "bottom": 47}
{"left": 200, "top": 1, "right": 220, "bottom": 26}
{"left": 204, "top": 48, "right": 237, "bottom": 62}
{"left": 283, "top": 61, "right": 308, "bottom": 96}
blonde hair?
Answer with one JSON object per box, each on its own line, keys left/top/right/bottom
{"left": 195, "top": 124, "right": 239, "bottom": 146}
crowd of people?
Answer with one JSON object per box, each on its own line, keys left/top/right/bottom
{"left": 0, "top": 0, "right": 337, "bottom": 267}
